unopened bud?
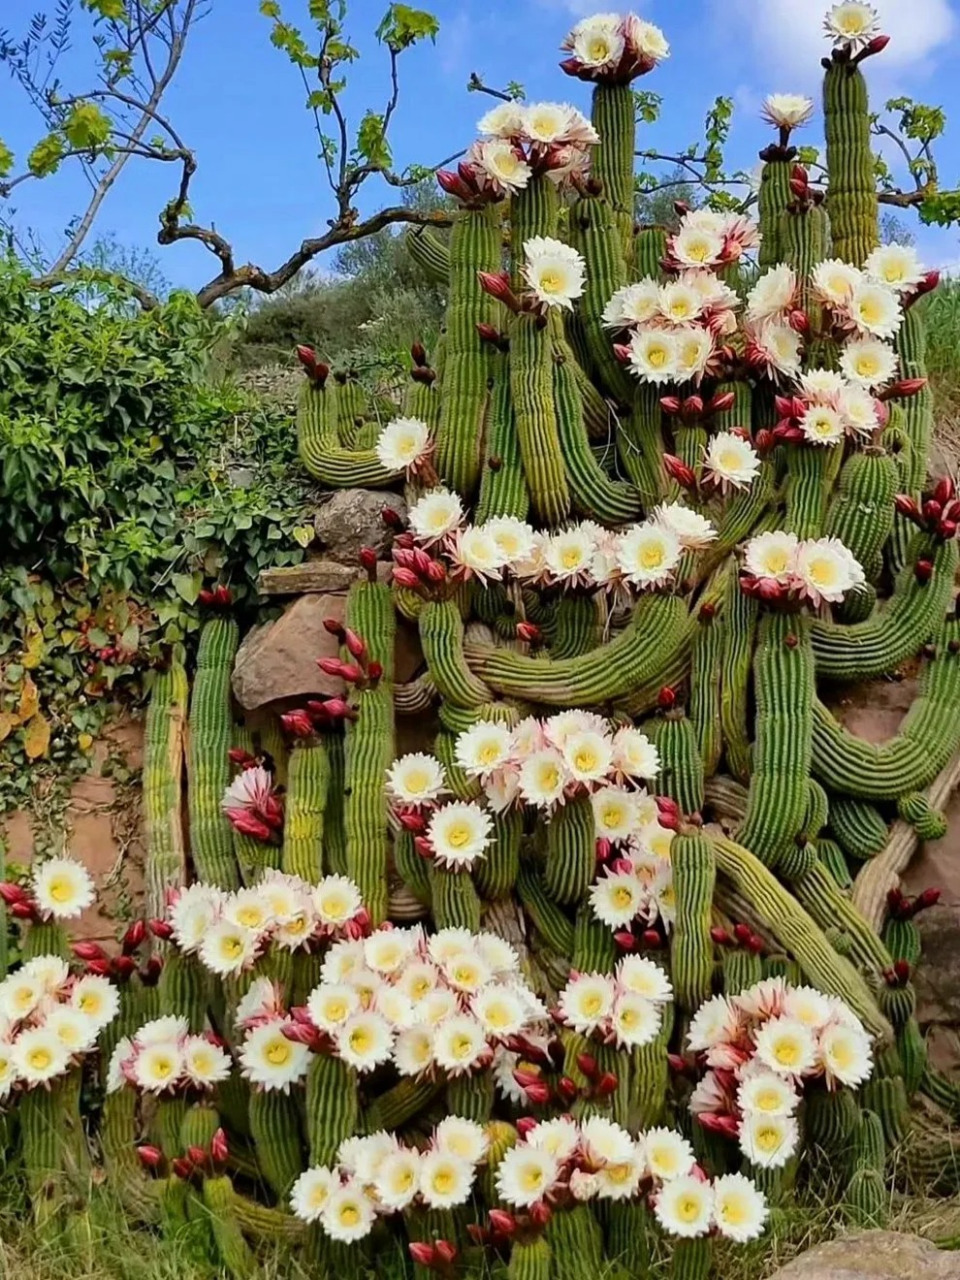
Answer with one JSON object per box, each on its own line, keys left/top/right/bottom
{"left": 171, "top": 1157, "right": 194, "bottom": 1181}
{"left": 281, "top": 710, "right": 314, "bottom": 738}
{"left": 434, "top": 1240, "right": 457, "bottom": 1266}
{"left": 408, "top": 1242, "right": 436, "bottom": 1268}
{"left": 517, "top": 622, "right": 542, "bottom": 644}
{"left": 595, "top": 1071, "right": 619, "bottom": 1098}
{"left": 660, "top": 396, "right": 682, "bottom": 416}
{"left": 73, "top": 940, "right": 107, "bottom": 961}
{"left": 528, "top": 1200, "right": 552, "bottom": 1227}
{"left": 915, "top": 557, "right": 934, "bottom": 584}
{"left": 662, "top": 454, "right": 696, "bottom": 489}
{"left": 710, "top": 926, "right": 732, "bottom": 946}
{"left": 210, "top": 1128, "right": 229, "bottom": 1165}
{"left": 323, "top": 616, "right": 346, "bottom": 639}
{"left": 658, "top": 686, "right": 677, "bottom": 710}
{"left": 137, "top": 1145, "right": 163, "bottom": 1170}
{"left": 393, "top": 566, "right": 422, "bottom": 590}
{"left": 488, "top": 1209, "right": 518, "bottom": 1237}
{"left": 788, "top": 309, "right": 809, "bottom": 335}
{"left": 894, "top": 494, "right": 922, "bottom": 523}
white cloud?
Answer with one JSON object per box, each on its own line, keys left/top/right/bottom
{"left": 729, "top": 0, "right": 957, "bottom": 83}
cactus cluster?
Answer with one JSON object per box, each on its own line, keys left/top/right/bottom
{"left": 2, "top": 2, "right": 960, "bottom": 1274}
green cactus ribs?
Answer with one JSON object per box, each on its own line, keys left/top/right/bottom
{"left": 824, "top": 61, "right": 879, "bottom": 267}
{"left": 188, "top": 616, "right": 240, "bottom": 889}
{"left": 144, "top": 662, "right": 188, "bottom": 915}
{"left": 296, "top": 367, "right": 399, "bottom": 489}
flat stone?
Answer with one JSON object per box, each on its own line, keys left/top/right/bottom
{"left": 827, "top": 673, "right": 920, "bottom": 744}
{"left": 313, "top": 489, "right": 406, "bottom": 564}
{"left": 231, "top": 594, "right": 348, "bottom": 710}
{"left": 259, "top": 561, "right": 360, "bottom": 596}
{"left": 768, "top": 1232, "right": 960, "bottom": 1280}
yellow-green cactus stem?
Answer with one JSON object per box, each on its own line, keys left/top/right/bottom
{"left": 801, "top": 780, "right": 830, "bottom": 842}
{"left": 824, "top": 62, "right": 879, "bottom": 267}
{"left": 322, "top": 732, "right": 348, "bottom": 877}
{"left": 552, "top": 332, "right": 641, "bottom": 523}
{"left": 882, "top": 915, "right": 921, "bottom": 967}
{"left": 817, "top": 838, "right": 853, "bottom": 890}
{"left": 781, "top": 201, "right": 829, "bottom": 315}
{"left": 723, "top": 947, "right": 763, "bottom": 995}
{"left": 395, "top": 828, "right": 432, "bottom": 906}
{"left": 159, "top": 950, "right": 209, "bottom": 1033}
{"left": 475, "top": 355, "right": 530, "bottom": 523}
{"left": 334, "top": 375, "right": 368, "bottom": 448}
{"left": 429, "top": 863, "right": 482, "bottom": 931}
{"left": 573, "top": 902, "right": 616, "bottom": 974}
{"left": 806, "top": 1087, "right": 858, "bottom": 1159}
{"left": 188, "top": 616, "right": 241, "bottom": 889}
{"left": 19, "top": 1084, "right": 70, "bottom": 1232}
{"left": 592, "top": 83, "right": 636, "bottom": 252}
{"left": 468, "top": 593, "right": 688, "bottom": 706}
{"left": 811, "top": 615, "right": 960, "bottom": 798}
{"left": 344, "top": 581, "right": 395, "bottom": 926}
{"left": 860, "top": 1059, "right": 908, "bottom": 1148}
{"left": 634, "top": 226, "right": 667, "bottom": 280}
{"left": 550, "top": 595, "right": 603, "bottom": 659}
{"left": 896, "top": 1014, "right": 926, "bottom": 1097}
{"left": 159, "top": 1175, "right": 191, "bottom": 1242}
{"left": 921, "top": 1065, "right": 960, "bottom": 1118}
{"left": 248, "top": 1090, "right": 305, "bottom": 1202}
{"left": 897, "top": 791, "right": 949, "bottom": 840}
{"left": 737, "top": 612, "right": 814, "bottom": 869}
{"left": 434, "top": 727, "right": 482, "bottom": 801}
{"left": 407, "top": 226, "right": 450, "bottom": 286}
{"left": 572, "top": 196, "right": 636, "bottom": 403}
{"left": 306, "top": 1055, "right": 358, "bottom": 1166}
{"left": 671, "top": 834, "right": 717, "bottom": 1012}
{"left": 517, "top": 863, "right": 575, "bottom": 956}
{"left": 633, "top": 992, "right": 674, "bottom": 1128}
{"left": 824, "top": 449, "right": 898, "bottom": 583}
{"left": 435, "top": 206, "right": 501, "bottom": 497}
{"left": 281, "top": 740, "right": 329, "bottom": 882}
{"left": 829, "top": 797, "right": 888, "bottom": 860}
{"left": 758, "top": 159, "right": 794, "bottom": 268}
{"left": 297, "top": 373, "right": 399, "bottom": 488}
{"left": 447, "top": 1071, "right": 495, "bottom": 1123}
{"left": 101, "top": 1089, "right": 159, "bottom": 1223}
{"left": 650, "top": 711, "right": 705, "bottom": 817}
{"left": 712, "top": 836, "right": 890, "bottom": 1039}
{"left": 180, "top": 1101, "right": 221, "bottom": 1153}
{"left": 474, "top": 809, "right": 521, "bottom": 900}
{"left": 618, "top": 385, "right": 667, "bottom": 505}
{"left": 548, "top": 1204, "right": 604, "bottom": 1280}
{"left": 844, "top": 1110, "right": 888, "bottom": 1229}
{"left": 544, "top": 794, "right": 596, "bottom": 906}
{"left": 203, "top": 1175, "right": 255, "bottom": 1279}
{"left": 690, "top": 609, "right": 724, "bottom": 778}
{"left": 670, "top": 1237, "right": 712, "bottom": 1280}
{"left": 22, "top": 919, "right": 69, "bottom": 960}
{"left": 508, "top": 1237, "right": 552, "bottom": 1280}
{"left": 792, "top": 860, "right": 892, "bottom": 977}
{"left": 364, "top": 1077, "right": 442, "bottom": 1133}
{"left": 719, "top": 573, "right": 758, "bottom": 785}
{"left": 784, "top": 445, "right": 833, "bottom": 539}
{"left": 144, "top": 661, "right": 188, "bottom": 914}
{"left": 510, "top": 311, "right": 572, "bottom": 526}
{"left": 420, "top": 599, "right": 493, "bottom": 708}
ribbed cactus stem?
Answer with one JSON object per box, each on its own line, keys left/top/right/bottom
{"left": 159, "top": 949, "right": 209, "bottom": 1033}
{"left": 248, "top": 1090, "right": 305, "bottom": 1202}
{"left": 672, "top": 833, "right": 717, "bottom": 1012}
{"left": 510, "top": 312, "right": 572, "bottom": 526}
{"left": 510, "top": 178, "right": 559, "bottom": 284}
{"left": 297, "top": 377, "right": 398, "bottom": 488}
{"left": 670, "top": 1237, "right": 712, "bottom": 1280}
{"left": 344, "top": 581, "right": 395, "bottom": 925}
{"left": 547, "top": 1204, "right": 604, "bottom": 1280}
{"left": 758, "top": 159, "right": 794, "bottom": 267}
{"left": 429, "top": 863, "right": 482, "bottom": 930}
{"left": 188, "top": 616, "right": 240, "bottom": 889}
{"left": 476, "top": 353, "right": 530, "bottom": 522}
{"left": 544, "top": 794, "right": 596, "bottom": 905}
{"left": 281, "top": 740, "right": 329, "bottom": 881}
{"left": 435, "top": 206, "right": 501, "bottom": 497}
{"left": 305, "top": 1055, "right": 358, "bottom": 1166}
{"left": 592, "top": 84, "right": 635, "bottom": 243}
{"left": 824, "top": 62, "right": 879, "bottom": 267}
{"left": 144, "top": 661, "right": 188, "bottom": 915}
{"left": 204, "top": 1175, "right": 255, "bottom": 1279}
{"left": 784, "top": 445, "right": 832, "bottom": 538}
{"left": 446, "top": 1070, "right": 494, "bottom": 1122}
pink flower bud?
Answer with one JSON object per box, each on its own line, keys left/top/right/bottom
{"left": 556, "top": 1076, "right": 579, "bottom": 1104}
{"left": 211, "top": 1128, "right": 229, "bottom": 1165}
{"left": 698, "top": 1112, "right": 741, "bottom": 1138}
{"left": 614, "top": 930, "right": 637, "bottom": 951}
{"left": 137, "top": 1144, "right": 163, "bottom": 1170}
{"left": 0, "top": 883, "right": 26, "bottom": 906}
{"left": 489, "top": 1209, "right": 518, "bottom": 1237}
{"left": 398, "top": 809, "right": 426, "bottom": 833}
{"left": 281, "top": 710, "right": 314, "bottom": 739}
{"left": 894, "top": 494, "right": 922, "bottom": 522}
{"left": 171, "top": 1157, "right": 194, "bottom": 1181}
{"left": 409, "top": 1242, "right": 435, "bottom": 1268}
{"left": 707, "top": 390, "right": 736, "bottom": 415}
{"left": 393, "top": 566, "right": 422, "bottom": 590}
{"left": 660, "top": 396, "right": 682, "bottom": 416}
{"left": 528, "top": 1201, "right": 552, "bottom": 1228}
{"left": 477, "top": 271, "right": 518, "bottom": 309}
{"left": 613, "top": 343, "right": 632, "bottom": 364}
{"left": 658, "top": 685, "right": 677, "bottom": 709}
{"left": 434, "top": 1240, "right": 457, "bottom": 1266}
{"left": 424, "top": 560, "right": 448, "bottom": 584}
{"left": 662, "top": 455, "right": 696, "bottom": 489}
{"left": 115, "top": 955, "right": 137, "bottom": 979}
{"left": 148, "top": 918, "right": 174, "bottom": 940}
{"left": 640, "top": 929, "right": 662, "bottom": 949}
{"left": 915, "top": 557, "right": 934, "bottom": 583}
{"left": 516, "top": 622, "right": 542, "bottom": 644}
{"left": 317, "top": 657, "right": 345, "bottom": 678}
{"left": 414, "top": 836, "right": 434, "bottom": 859}
{"left": 73, "top": 940, "right": 107, "bottom": 962}
{"left": 343, "top": 628, "right": 366, "bottom": 661}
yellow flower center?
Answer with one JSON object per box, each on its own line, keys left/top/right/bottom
{"left": 221, "top": 936, "right": 243, "bottom": 960}
{"left": 830, "top": 1038, "right": 854, "bottom": 1070}
{"left": 48, "top": 875, "right": 74, "bottom": 904}
{"left": 755, "top": 1088, "right": 783, "bottom": 1112}
{"left": 349, "top": 1027, "right": 372, "bottom": 1055}
{"left": 859, "top": 297, "right": 883, "bottom": 325}
{"left": 432, "top": 1168, "right": 455, "bottom": 1195}
{"left": 309, "top": 1185, "right": 330, "bottom": 1209}
{"left": 265, "top": 1038, "right": 292, "bottom": 1066}
{"left": 152, "top": 1054, "right": 175, "bottom": 1078}
{"left": 14, "top": 987, "right": 36, "bottom": 1012}
{"left": 28, "top": 1048, "right": 52, "bottom": 1071}
{"left": 561, "top": 545, "right": 583, "bottom": 570}
{"left": 612, "top": 886, "right": 634, "bottom": 909}
{"left": 855, "top": 354, "right": 880, "bottom": 377}
{"left": 446, "top": 822, "right": 472, "bottom": 849}
{"left": 477, "top": 742, "right": 500, "bottom": 765}
{"left": 606, "top": 1162, "right": 633, "bottom": 1184}
{"left": 339, "top": 1204, "right": 360, "bottom": 1227}
{"left": 761, "top": 549, "right": 790, "bottom": 575}
{"left": 677, "top": 1193, "right": 703, "bottom": 1223}
{"left": 581, "top": 992, "right": 604, "bottom": 1017}
{"left": 451, "top": 1032, "right": 475, "bottom": 1059}
{"left": 587, "top": 36, "right": 612, "bottom": 60}
{"left": 236, "top": 906, "right": 264, "bottom": 929}
{"left": 537, "top": 763, "right": 561, "bottom": 791}
{"left": 573, "top": 746, "right": 599, "bottom": 773}
{"left": 721, "top": 1194, "right": 747, "bottom": 1225}
{"left": 651, "top": 1149, "right": 677, "bottom": 1176}
{"left": 647, "top": 345, "right": 668, "bottom": 367}
{"left": 538, "top": 268, "right": 563, "bottom": 295}
{"left": 394, "top": 1166, "right": 415, "bottom": 1191}
{"left": 755, "top": 1123, "right": 782, "bottom": 1152}
{"left": 520, "top": 1165, "right": 545, "bottom": 1192}
{"left": 618, "top": 1006, "right": 639, "bottom": 1029}
{"left": 640, "top": 542, "right": 665, "bottom": 570}
{"left": 326, "top": 998, "right": 348, "bottom": 1022}
{"left": 484, "top": 1001, "right": 510, "bottom": 1029}
{"left": 807, "top": 557, "right": 838, "bottom": 588}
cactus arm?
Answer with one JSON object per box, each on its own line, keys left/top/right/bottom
{"left": 297, "top": 377, "right": 400, "bottom": 488}
{"left": 475, "top": 353, "right": 530, "bottom": 522}
{"left": 823, "top": 449, "right": 898, "bottom": 583}
{"left": 419, "top": 599, "right": 494, "bottom": 708}
{"left": 758, "top": 159, "right": 794, "bottom": 268}
{"left": 281, "top": 741, "right": 329, "bottom": 882}
{"left": 543, "top": 795, "right": 596, "bottom": 906}
{"left": 571, "top": 195, "right": 636, "bottom": 402}
{"left": 344, "top": 581, "right": 395, "bottom": 925}
{"left": 464, "top": 593, "right": 689, "bottom": 705}
{"left": 407, "top": 226, "right": 451, "bottom": 286}
{"left": 824, "top": 62, "right": 879, "bottom": 267}
{"left": 188, "top": 617, "right": 241, "bottom": 889}
{"left": 143, "top": 661, "right": 189, "bottom": 916}
{"left": 509, "top": 312, "right": 572, "bottom": 526}
{"left": 672, "top": 833, "right": 717, "bottom": 1012}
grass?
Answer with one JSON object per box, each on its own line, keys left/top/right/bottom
{"left": 922, "top": 279, "right": 960, "bottom": 475}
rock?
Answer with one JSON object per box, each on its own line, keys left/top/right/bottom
{"left": 231, "top": 594, "right": 348, "bottom": 710}
{"left": 828, "top": 673, "right": 919, "bottom": 743}
{"left": 768, "top": 1232, "right": 960, "bottom": 1280}
{"left": 314, "top": 490, "right": 406, "bottom": 564}
{"left": 259, "top": 560, "right": 362, "bottom": 595}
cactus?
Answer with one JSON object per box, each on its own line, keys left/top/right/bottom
{"left": 188, "top": 617, "right": 241, "bottom": 889}
{"left": 829, "top": 797, "right": 889, "bottom": 860}
{"left": 824, "top": 62, "right": 879, "bottom": 267}
{"left": 671, "top": 834, "right": 716, "bottom": 1012}
{"left": 248, "top": 1090, "right": 304, "bottom": 1203}
{"left": 282, "top": 741, "right": 329, "bottom": 881}
{"left": 144, "top": 662, "right": 189, "bottom": 914}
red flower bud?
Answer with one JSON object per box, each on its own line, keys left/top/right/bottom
{"left": 528, "top": 1200, "right": 552, "bottom": 1228}
{"left": 171, "top": 1157, "right": 194, "bottom": 1181}
{"left": 317, "top": 657, "right": 346, "bottom": 679}
{"left": 707, "top": 391, "right": 736, "bottom": 415}
{"left": 213, "top": 585, "right": 233, "bottom": 607}
{"left": 733, "top": 922, "right": 753, "bottom": 944}
{"left": 210, "top": 1128, "right": 229, "bottom": 1165}
{"left": 940, "top": 520, "right": 958, "bottom": 541}
{"left": 747, "top": 933, "right": 766, "bottom": 954}
{"left": 894, "top": 494, "right": 922, "bottom": 523}
{"left": 281, "top": 710, "right": 314, "bottom": 739}
{"left": 577, "top": 1052, "right": 599, "bottom": 1081}
{"left": 114, "top": 955, "right": 137, "bottom": 979}
{"left": 424, "top": 560, "right": 448, "bottom": 584}
{"left": 228, "top": 748, "right": 257, "bottom": 768}
{"left": 516, "top": 622, "right": 543, "bottom": 644}
{"left": 595, "top": 837, "right": 612, "bottom": 864}
{"left": 381, "top": 506, "right": 405, "bottom": 530}
{"left": 393, "top": 566, "right": 422, "bottom": 590}
{"left": 641, "top": 929, "right": 662, "bottom": 949}
{"left": 916, "top": 887, "right": 942, "bottom": 910}
{"left": 658, "top": 686, "right": 677, "bottom": 710}
{"left": 187, "top": 1145, "right": 208, "bottom": 1168}
{"left": 710, "top": 926, "right": 732, "bottom": 946}
{"left": 476, "top": 322, "right": 504, "bottom": 346}
{"left": 613, "top": 343, "right": 632, "bottom": 364}
{"left": 697, "top": 1112, "right": 741, "bottom": 1138}
{"left": 662, "top": 454, "right": 696, "bottom": 489}
{"left": 436, "top": 169, "right": 472, "bottom": 200}
{"left": 0, "top": 883, "right": 26, "bottom": 906}
{"left": 477, "top": 270, "right": 518, "bottom": 309}
{"left": 410, "top": 341, "right": 427, "bottom": 367}
{"left": 699, "top": 602, "right": 716, "bottom": 622}
{"left": 934, "top": 476, "right": 957, "bottom": 506}
{"left": 342, "top": 628, "right": 366, "bottom": 661}
{"left": 860, "top": 33, "right": 890, "bottom": 58}
{"left": 86, "top": 957, "right": 115, "bottom": 977}
{"left": 754, "top": 428, "right": 774, "bottom": 453}
{"left": 434, "top": 1240, "right": 457, "bottom": 1266}
{"left": 122, "top": 920, "right": 147, "bottom": 953}
{"left": 660, "top": 396, "right": 682, "bottom": 416}
{"left": 788, "top": 309, "right": 810, "bottom": 335}
{"left": 915, "top": 558, "right": 934, "bottom": 584}
{"left": 614, "top": 930, "right": 637, "bottom": 951}
{"left": 488, "top": 1209, "right": 518, "bottom": 1237}
{"left": 367, "top": 660, "right": 383, "bottom": 682}
{"left": 137, "top": 1144, "right": 163, "bottom": 1170}
{"left": 73, "top": 940, "right": 107, "bottom": 962}
{"left": 886, "top": 378, "right": 928, "bottom": 401}
{"left": 414, "top": 835, "right": 434, "bottom": 859}
{"left": 556, "top": 1076, "right": 579, "bottom": 1104}
{"left": 296, "top": 344, "right": 317, "bottom": 373}
{"left": 595, "top": 1071, "right": 619, "bottom": 1098}
{"left": 515, "top": 1117, "right": 538, "bottom": 1139}
{"left": 893, "top": 959, "right": 911, "bottom": 984}
{"left": 398, "top": 809, "right": 426, "bottom": 833}
{"left": 323, "top": 617, "right": 346, "bottom": 639}
{"left": 357, "top": 549, "right": 378, "bottom": 579}
{"left": 682, "top": 395, "right": 704, "bottom": 418}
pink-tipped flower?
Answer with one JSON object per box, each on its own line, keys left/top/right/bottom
{"left": 0, "top": 882, "right": 27, "bottom": 906}
{"left": 436, "top": 169, "right": 473, "bottom": 201}
{"left": 317, "top": 657, "right": 347, "bottom": 679}
{"left": 682, "top": 394, "right": 704, "bottom": 419}
{"left": 187, "top": 1145, "right": 208, "bottom": 1168}
{"left": 137, "top": 1145, "right": 164, "bottom": 1171}
{"left": 415, "top": 836, "right": 434, "bottom": 859}
{"left": 424, "top": 560, "right": 448, "bottom": 584}
{"left": 934, "top": 476, "right": 957, "bottom": 506}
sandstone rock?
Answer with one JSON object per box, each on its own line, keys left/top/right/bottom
{"left": 768, "top": 1232, "right": 960, "bottom": 1280}
{"left": 828, "top": 673, "right": 919, "bottom": 743}
{"left": 232, "top": 594, "right": 348, "bottom": 710}
{"left": 259, "top": 560, "right": 361, "bottom": 595}
{"left": 314, "top": 489, "right": 405, "bottom": 564}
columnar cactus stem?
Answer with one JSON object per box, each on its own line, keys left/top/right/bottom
{"left": 508, "top": 1238, "right": 552, "bottom": 1280}
{"left": 619, "top": 385, "right": 667, "bottom": 504}
{"left": 188, "top": 616, "right": 241, "bottom": 889}
{"left": 758, "top": 159, "right": 794, "bottom": 267}
{"left": 281, "top": 740, "right": 329, "bottom": 882}
{"left": 510, "top": 312, "right": 572, "bottom": 526}
{"left": 144, "top": 661, "right": 188, "bottom": 915}
{"left": 690, "top": 609, "right": 724, "bottom": 777}
{"left": 671, "top": 833, "right": 717, "bottom": 1012}
{"left": 306, "top": 1055, "right": 358, "bottom": 1166}
{"left": 572, "top": 196, "right": 636, "bottom": 402}
{"left": 435, "top": 206, "right": 501, "bottom": 497}
{"left": 824, "top": 62, "right": 879, "bottom": 267}
{"left": 592, "top": 84, "right": 636, "bottom": 251}
{"left": 670, "top": 1237, "right": 712, "bottom": 1280}
{"left": 248, "top": 1090, "right": 305, "bottom": 1202}
{"left": 344, "top": 580, "right": 395, "bottom": 925}
{"left": 824, "top": 449, "right": 898, "bottom": 582}
{"left": 544, "top": 794, "right": 596, "bottom": 905}
{"left": 429, "top": 863, "right": 482, "bottom": 930}
{"left": 297, "top": 371, "right": 398, "bottom": 488}
{"left": 784, "top": 446, "right": 832, "bottom": 538}
{"left": 475, "top": 353, "right": 530, "bottom": 522}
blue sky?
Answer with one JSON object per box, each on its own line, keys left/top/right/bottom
{"left": 2, "top": 0, "right": 959, "bottom": 294}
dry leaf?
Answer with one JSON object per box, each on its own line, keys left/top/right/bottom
{"left": 21, "top": 627, "right": 45, "bottom": 670}
{"left": 0, "top": 712, "right": 18, "bottom": 743}
{"left": 23, "top": 713, "right": 51, "bottom": 760}
{"left": 18, "top": 677, "right": 39, "bottom": 722}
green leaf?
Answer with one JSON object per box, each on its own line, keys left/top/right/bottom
{"left": 259, "top": 0, "right": 281, "bottom": 15}
{"left": 376, "top": 4, "right": 439, "bottom": 49}
{"left": 357, "top": 111, "right": 392, "bottom": 169}
{"left": 0, "top": 139, "right": 13, "bottom": 177}
{"left": 171, "top": 572, "right": 202, "bottom": 604}
{"left": 82, "top": 0, "right": 127, "bottom": 17}
{"left": 27, "top": 134, "right": 65, "bottom": 178}
{"left": 64, "top": 102, "right": 113, "bottom": 151}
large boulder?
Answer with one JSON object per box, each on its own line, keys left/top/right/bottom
{"left": 314, "top": 489, "right": 406, "bottom": 564}
{"left": 768, "top": 1232, "right": 960, "bottom": 1280}
{"left": 232, "top": 594, "right": 348, "bottom": 710}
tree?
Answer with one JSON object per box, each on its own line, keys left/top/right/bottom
{"left": 0, "top": 0, "right": 452, "bottom": 308}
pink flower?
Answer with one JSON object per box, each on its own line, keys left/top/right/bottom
{"left": 221, "top": 765, "right": 283, "bottom": 841}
